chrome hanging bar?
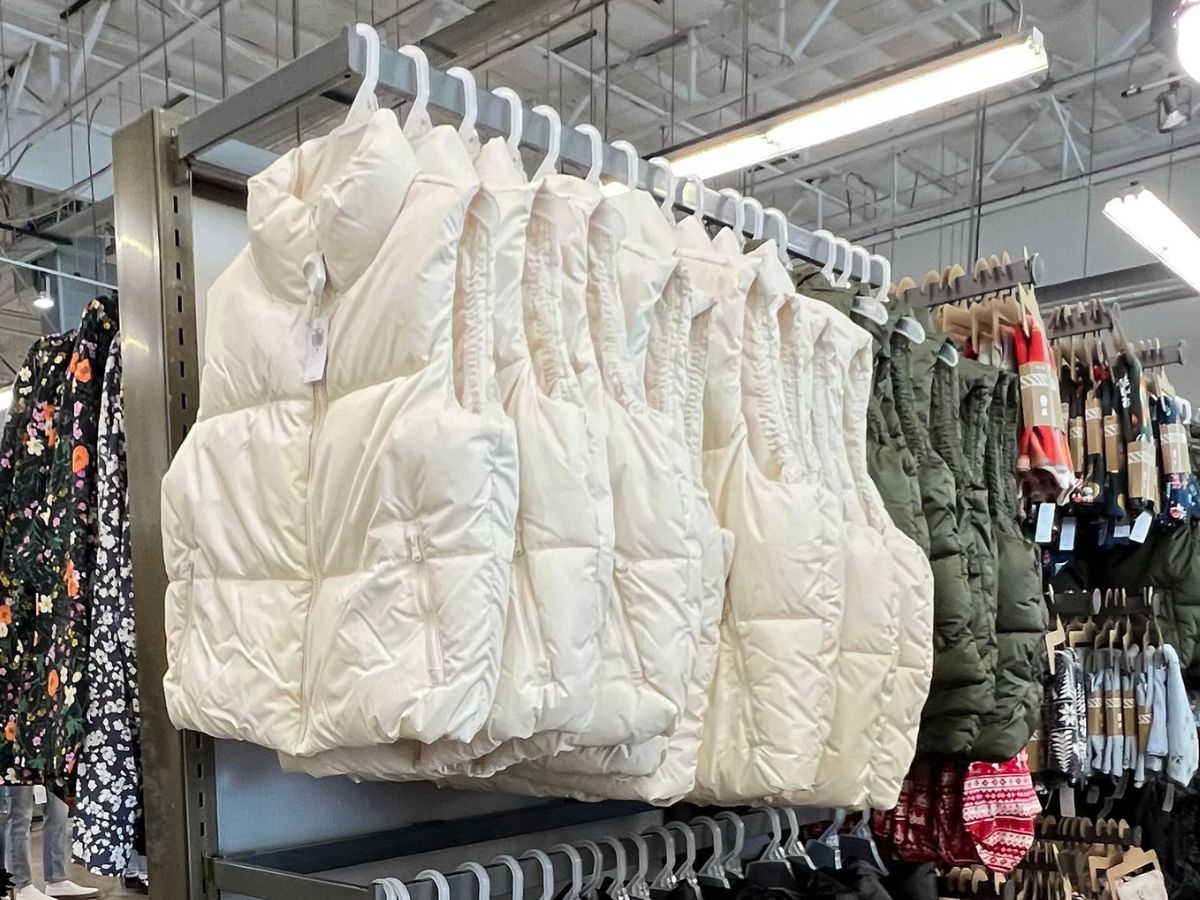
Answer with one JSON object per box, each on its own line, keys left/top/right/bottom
{"left": 174, "top": 26, "right": 876, "bottom": 283}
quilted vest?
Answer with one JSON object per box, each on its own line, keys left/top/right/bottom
{"left": 162, "top": 110, "right": 520, "bottom": 756}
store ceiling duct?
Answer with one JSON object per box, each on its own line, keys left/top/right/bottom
{"left": 670, "top": 30, "right": 1049, "bottom": 180}
{"left": 1104, "top": 188, "right": 1200, "bottom": 294}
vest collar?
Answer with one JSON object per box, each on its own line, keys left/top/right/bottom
{"left": 246, "top": 109, "right": 419, "bottom": 300}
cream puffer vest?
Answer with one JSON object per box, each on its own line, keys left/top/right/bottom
{"left": 836, "top": 319, "right": 935, "bottom": 809}
{"left": 161, "top": 110, "right": 520, "bottom": 756}
{"left": 276, "top": 138, "right": 613, "bottom": 780}
{"left": 480, "top": 202, "right": 728, "bottom": 804}
{"left": 688, "top": 235, "right": 845, "bottom": 805}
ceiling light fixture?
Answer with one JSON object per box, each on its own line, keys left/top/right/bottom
{"left": 1103, "top": 187, "right": 1200, "bottom": 294}
{"left": 670, "top": 30, "right": 1049, "bottom": 180}
{"left": 32, "top": 289, "right": 55, "bottom": 311}
{"left": 1180, "top": 0, "right": 1200, "bottom": 82}
{"left": 1157, "top": 83, "right": 1193, "bottom": 131}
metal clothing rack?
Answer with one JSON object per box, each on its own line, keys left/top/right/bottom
{"left": 900, "top": 253, "right": 1042, "bottom": 309}
{"left": 175, "top": 25, "right": 876, "bottom": 284}
{"left": 111, "top": 23, "right": 871, "bottom": 900}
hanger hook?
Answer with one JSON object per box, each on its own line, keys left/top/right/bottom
{"left": 492, "top": 856, "right": 523, "bottom": 900}
{"left": 374, "top": 878, "right": 412, "bottom": 900}
{"left": 849, "top": 245, "right": 872, "bottom": 287}
{"left": 665, "top": 822, "right": 696, "bottom": 874}
{"left": 755, "top": 807, "right": 785, "bottom": 860}
{"left": 691, "top": 817, "right": 725, "bottom": 875}
{"left": 492, "top": 87, "right": 523, "bottom": 159}
{"left": 643, "top": 827, "right": 677, "bottom": 890}
{"left": 522, "top": 850, "right": 556, "bottom": 900}
{"left": 718, "top": 189, "right": 745, "bottom": 236}
{"left": 743, "top": 197, "right": 765, "bottom": 239}
{"left": 814, "top": 229, "right": 839, "bottom": 282}
{"left": 611, "top": 140, "right": 639, "bottom": 191}
{"left": 457, "top": 863, "right": 491, "bottom": 900}
{"left": 576, "top": 124, "right": 604, "bottom": 185}
{"left": 349, "top": 24, "right": 381, "bottom": 121}
{"left": 576, "top": 841, "right": 605, "bottom": 894}
{"left": 397, "top": 45, "right": 430, "bottom": 133}
{"left": 552, "top": 845, "right": 585, "bottom": 900}
{"left": 831, "top": 237, "right": 854, "bottom": 287}
{"left": 647, "top": 157, "right": 677, "bottom": 218}
{"left": 685, "top": 174, "right": 706, "bottom": 223}
{"left": 603, "top": 837, "right": 629, "bottom": 890}
{"left": 626, "top": 834, "right": 650, "bottom": 885}
{"left": 416, "top": 870, "right": 452, "bottom": 900}
{"left": 765, "top": 207, "right": 790, "bottom": 268}
{"left": 869, "top": 252, "right": 891, "bottom": 304}
{"left": 715, "top": 812, "right": 745, "bottom": 875}
{"left": 532, "top": 105, "right": 562, "bottom": 179}
{"left": 446, "top": 66, "right": 478, "bottom": 146}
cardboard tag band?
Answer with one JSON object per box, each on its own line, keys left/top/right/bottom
{"left": 1162, "top": 423, "right": 1190, "bottom": 475}
{"left": 1105, "top": 415, "right": 1124, "bottom": 473}
{"left": 1020, "top": 360, "right": 1062, "bottom": 429}
{"left": 1127, "top": 441, "right": 1157, "bottom": 502}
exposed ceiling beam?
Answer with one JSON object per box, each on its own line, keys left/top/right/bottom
{"left": 419, "top": 0, "right": 606, "bottom": 69}
{"left": 788, "top": 0, "right": 842, "bottom": 63}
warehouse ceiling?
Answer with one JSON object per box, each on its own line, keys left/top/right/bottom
{"left": 0, "top": 0, "right": 1195, "bottom": 361}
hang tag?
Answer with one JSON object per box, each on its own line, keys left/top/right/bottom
{"left": 1087, "top": 784, "right": 1101, "bottom": 804}
{"left": 33, "top": 785, "right": 47, "bottom": 806}
{"left": 1130, "top": 510, "right": 1154, "bottom": 544}
{"left": 1035, "top": 502, "right": 1057, "bottom": 544}
{"left": 1059, "top": 516, "right": 1077, "bottom": 551}
{"left": 1058, "top": 784, "right": 1076, "bottom": 818}
{"left": 1164, "top": 783, "right": 1176, "bottom": 812}
{"left": 304, "top": 317, "right": 330, "bottom": 385}
{"left": 1113, "top": 523, "right": 1132, "bottom": 540}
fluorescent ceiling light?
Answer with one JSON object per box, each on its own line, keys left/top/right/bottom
{"left": 672, "top": 30, "right": 1049, "bottom": 179}
{"left": 1181, "top": 1, "right": 1200, "bottom": 83}
{"left": 1103, "top": 188, "right": 1200, "bottom": 294}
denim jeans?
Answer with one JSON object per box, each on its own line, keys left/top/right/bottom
{"left": 5, "top": 787, "right": 69, "bottom": 888}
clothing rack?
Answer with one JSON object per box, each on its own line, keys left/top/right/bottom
{"left": 213, "top": 804, "right": 834, "bottom": 900}
{"left": 900, "top": 253, "right": 1042, "bottom": 309}
{"left": 1136, "top": 339, "right": 1187, "bottom": 369}
{"left": 1044, "top": 301, "right": 1121, "bottom": 341}
{"left": 1047, "top": 589, "right": 1158, "bottom": 618}
{"left": 174, "top": 25, "right": 876, "bottom": 284}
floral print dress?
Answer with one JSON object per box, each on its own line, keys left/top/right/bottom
{"left": 72, "top": 338, "right": 142, "bottom": 875}
{"left": 0, "top": 296, "right": 118, "bottom": 790}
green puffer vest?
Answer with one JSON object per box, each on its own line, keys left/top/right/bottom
{"left": 909, "top": 335, "right": 990, "bottom": 755}
{"left": 972, "top": 371, "right": 1047, "bottom": 760}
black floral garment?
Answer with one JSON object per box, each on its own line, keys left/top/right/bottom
{"left": 73, "top": 337, "right": 141, "bottom": 874}
{"left": 0, "top": 333, "right": 75, "bottom": 783}
{"left": 0, "top": 297, "right": 118, "bottom": 789}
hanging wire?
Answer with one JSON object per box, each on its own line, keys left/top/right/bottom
{"left": 1080, "top": 0, "right": 1100, "bottom": 276}
{"left": 75, "top": 3, "right": 103, "bottom": 283}
{"left": 158, "top": 0, "right": 171, "bottom": 104}
{"left": 0, "top": 0, "right": 10, "bottom": 163}
{"left": 603, "top": 0, "right": 611, "bottom": 140}
{"left": 134, "top": 0, "right": 145, "bottom": 111}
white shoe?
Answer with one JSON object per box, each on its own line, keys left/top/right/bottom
{"left": 15, "top": 886, "right": 55, "bottom": 900}
{"left": 45, "top": 882, "right": 99, "bottom": 899}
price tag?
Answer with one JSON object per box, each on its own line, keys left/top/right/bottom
{"left": 1113, "top": 523, "right": 1132, "bottom": 540}
{"left": 1130, "top": 510, "right": 1154, "bottom": 544}
{"left": 1059, "top": 516, "right": 1077, "bottom": 551}
{"left": 304, "top": 317, "right": 330, "bottom": 385}
{"left": 33, "top": 785, "right": 47, "bottom": 806}
{"left": 1059, "top": 784, "right": 1076, "bottom": 818}
{"left": 1035, "top": 502, "right": 1057, "bottom": 544}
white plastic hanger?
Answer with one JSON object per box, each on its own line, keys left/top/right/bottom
{"left": 575, "top": 841, "right": 605, "bottom": 897}
{"left": 869, "top": 253, "right": 891, "bottom": 305}
{"left": 664, "top": 822, "right": 699, "bottom": 889}
{"left": 491, "top": 855, "right": 524, "bottom": 900}
{"left": 643, "top": 826, "right": 677, "bottom": 891}
{"left": 577, "top": 124, "right": 604, "bottom": 185}
{"left": 550, "top": 845, "right": 583, "bottom": 900}
{"left": 532, "top": 105, "right": 562, "bottom": 179}
{"left": 457, "top": 863, "right": 491, "bottom": 900}
{"left": 417, "top": 870, "right": 453, "bottom": 900}
{"left": 647, "top": 157, "right": 677, "bottom": 220}
{"left": 446, "top": 66, "right": 480, "bottom": 156}
{"left": 753, "top": 807, "right": 787, "bottom": 862}
{"left": 719, "top": 188, "right": 745, "bottom": 239}
{"left": 345, "top": 24, "right": 381, "bottom": 127}
{"left": 397, "top": 44, "right": 431, "bottom": 135}
{"left": 766, "top": 207, "right": 792, "bottom": 270}
{"left": 693, "top": 817, "right": 731, "bottom": 888}
{"left": 830, "top": 237, "right": 854, "bottom": 287}
{"left": 937, "top": 338, "right": 960, "bottom": 367}
{"left": 611, "top": 139, "right": 639, "bottom": 192}
{"left": 624, "top": 835, "right": 653, "bottom": 900}
{"left": 492, "top": 86, "right": 523, "bottom": 164}
{"left": 813, "top": 229, "right": 840, "bottom": 283}
{"left": 685, "top": 174, "right": 707, "bottom": 224}
{"left": 521, "top": 849, "right": 556, "bottom": 900}
{"left": 373, "top": 878, "right": 412, "bottom": 900}
{"left": 744, "top": 197, "right": 765, "bottom": 240}
{"left": 602, "top": 837, "right": 630, "bottom": 900}
{"left": 715, "top": 811, "right": 746, "bottom": 878}
{"left": 849, "top": 245, "right": 889, "bottom": 325}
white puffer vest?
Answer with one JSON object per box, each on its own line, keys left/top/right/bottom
{"left": 837, "top": 320, "right": 935, "bottom": 809}
{"left": 161, "top": 110, "right": 519, "bottom": 756}
{"left": 798, "top": 300, "right": 900, "bottom": 806}
{"left": 482, "top": 204, "right": 727, "bottom": 804}
{"left": 687, "top": 234, "right": 844, "bottom": 805}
